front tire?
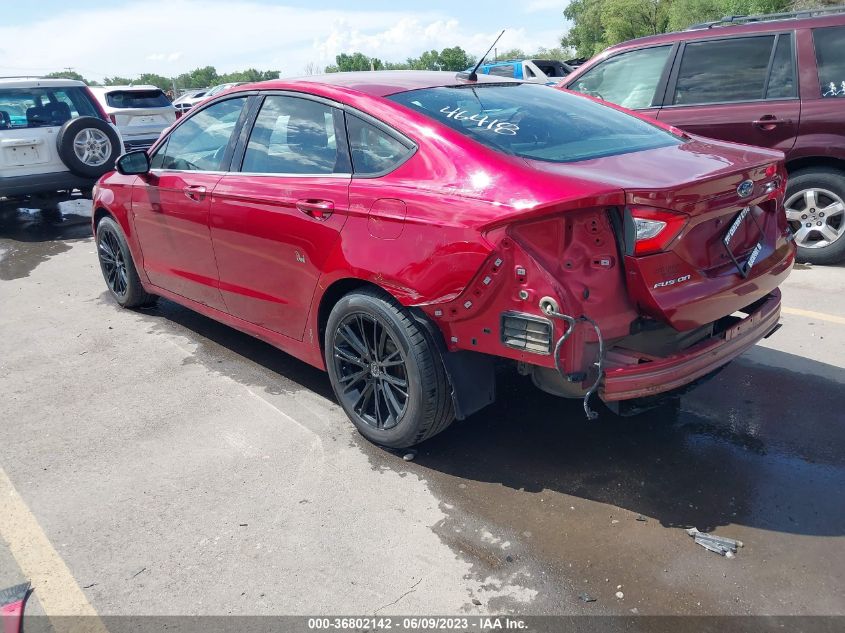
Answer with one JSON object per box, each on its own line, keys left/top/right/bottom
{"left": 325, "top": 289, "right": 454, "bottom": 448}
{"left": 785, "top": 168, "right": 845, "bottom": 265}
{"left": 96, "top": 217, "right": 156, "bottom": 308}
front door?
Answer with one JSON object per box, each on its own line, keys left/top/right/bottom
{"left": 209, "top": 94, "right": 351, "bottom": 340}
{"left": 131, "top": 96, "right": 249, "bottom": 309}
{"left": 657, "top": 33, "right": 801, "bottom": 154}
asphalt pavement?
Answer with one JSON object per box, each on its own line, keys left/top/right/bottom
{"left": 0, "top": 195, "right": 843, "bottom": 622}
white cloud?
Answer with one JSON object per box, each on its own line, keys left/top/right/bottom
{"left": 0, "top": 0, "right": 563, "bottom": 80}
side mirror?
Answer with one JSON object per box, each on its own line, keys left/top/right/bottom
{"left": 116, "top": 150, "right": 151, "bottom": 175}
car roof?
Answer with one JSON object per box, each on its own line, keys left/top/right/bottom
{"left": 89, "top": 85, "right": 162, "bottom": 92}
{"left": 0, "top": 77, "right": 87, "bottom": 89}
{"left": 600, "top": 12, "right": 845, "bottom": 53}
{"left": 235, "top": 70, "right": 520, "bottom": 98}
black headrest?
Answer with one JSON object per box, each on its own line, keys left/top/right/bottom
{"left": 45, "top": 101, "right": 72, "bottom": 124}
{"left": 26, "top": 106, "right": 47, "bottom": 125}
{"left": 0, "top": 110, "right": 10, "bottom": 129}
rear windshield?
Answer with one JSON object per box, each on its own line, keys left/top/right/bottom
{"left": 0, "top": 86, "right": 100, "bottom": 129}
{"left": 106, "top": 89, "right": 170, "bottom": 108}
{"left": 387, "top": 83, "right": 681, "bottom": 163}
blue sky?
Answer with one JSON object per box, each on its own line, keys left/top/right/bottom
{"left": 1, "top": 0, "right": 570, "bottom": 80}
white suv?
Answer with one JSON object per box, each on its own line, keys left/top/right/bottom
{"left": 0, "top": 77, "right": 123, "bottom": 198}
{"left": 89, "top": 85, "right": 176, "bottom": 152}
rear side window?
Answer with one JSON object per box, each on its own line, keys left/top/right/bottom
{"left": 814, "top": 26, "right": 845, "bottom": 97}
{"left": 242, "top": 95, "right": 341, "bottom": 175}
{"left": 388, "top": 83, "right": 681, "bottom": 164}
{"left": 346, "top": 115, "right": 413, "bottom": 176}
{"left": 672, "top": 35, "right": 792, "bottom": 105}
{"left": 569, "top": 45, "right": 672, "bottom": 110}
{"left": 106, "top": 90, "right": 170, "bottom": 108}
{"left": 0, "top": 87, "right": 98, "bottom": 129}
{"left": 766, "top": 36, "right": 796, "bottom": 99}
{"left": 487, "top": 65, "right": 516, "bottom": 78}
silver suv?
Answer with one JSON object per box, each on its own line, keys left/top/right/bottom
{"left": 0, "top": 77, "right": 123, "bottom": 198}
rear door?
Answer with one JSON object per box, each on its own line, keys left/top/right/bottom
{"left": 209, "top": 93, "right": 351, "bottom": 340}
{"left": 131, "top": 95, "right": 249, "bottom": 309}
{"left": 565, "top": 44, "right": 677, "bottom": 119}
{"left": 657, "top": 33, "right": 800, "bottom": 153}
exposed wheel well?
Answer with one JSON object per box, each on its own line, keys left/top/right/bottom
{"left": 93, "top": 207, "right": 113, "bottom": 231}
{"left": 317, "top": 278, "right": 384, "bottom": 354}
{"left": 786, "top": 156, "right": 845, "bottom": 176}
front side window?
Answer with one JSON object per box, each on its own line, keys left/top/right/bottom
{"left": 346, "top": 115, "right": 413, "bottom": 176}
{"left": 673, "top": 36, "right": 781, "bottom": 105}
{"left": 242, "top": 96, "right": 340, "bottom": 175}
{"left": 388, "top": 83, "right": 681, "bottom": 164}
{"left": 814, "top": 26, "right": 845, "bottom": 97}
{"left": 151, "top": 97, "right": 246, "bottom": 171}
{"left": 0, "top": 87, "right": 98, "bottom": 128}
{"left": 569, "top": 46, "right": 672, "bottom": 110}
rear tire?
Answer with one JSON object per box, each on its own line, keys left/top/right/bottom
{"left": 325, "top": 289, "right": 454, "bottom": 449}
{"left": 96, "top": 217, "right": 156, "bottom": 308}
{"left": 785, "top": 168, "right": 845, "bottom": 265}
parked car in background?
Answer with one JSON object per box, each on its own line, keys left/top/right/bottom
{"left": 474, "top": 59, "right": 573, "bottom": 83}
{"left": 562, "top": 7, "right": 845, "bottom": 264}
{"left": 172, "top": 89, "right": 209, "bottom": 116}
{"left": 89, "top": 85, "right": 176, "bottom": 152}
{"left": 92, "top": 72, "right": 792, "bottom": 449}
{"left": 0, "top": 77, "right": 122, "bottom": 198}
{"left": 203, "top": 82, "right": 247, "bottom": 97}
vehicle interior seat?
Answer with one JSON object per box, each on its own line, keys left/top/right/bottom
{"left": 45, "top": 101, "right": 72, "bottom": 125}
{"left": 0, "top": 110, "right": 10, "bottom": 129}
{"left": 26, "top": 106, "right": 48, "bottom": 127}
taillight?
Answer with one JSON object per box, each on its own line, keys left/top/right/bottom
{"left": 624, "top": 207, "right": 688, "bottom": 256}
{"left": 108, "top": 114, "right": 117, "bottom": 125}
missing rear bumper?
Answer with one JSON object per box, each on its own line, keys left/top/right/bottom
{"left": 601, "top": 289, "right": 782, "bottom": 402}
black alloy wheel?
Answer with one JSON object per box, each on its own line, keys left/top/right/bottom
{"left": 332, "top": 312, "right": 409, "bottom": 430}
{"left": 98, "top": 228, "right": 128, "bottom": 299}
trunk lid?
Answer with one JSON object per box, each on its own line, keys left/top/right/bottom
{"left": 525, "top": 136, "right": 794, "bottom": 330}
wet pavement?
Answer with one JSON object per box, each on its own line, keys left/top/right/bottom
{"left": 0, "top": 195, "right": 843, "bottom": 619}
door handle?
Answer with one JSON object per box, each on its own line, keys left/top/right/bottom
{"left": 296, "top": 199, "right": 334, "bottom": 220}
{"left": 183, "top": 185, "right": 207, "bottom": 201}
{"left": 753, "top": 116, "right": 791, "bottom": 130}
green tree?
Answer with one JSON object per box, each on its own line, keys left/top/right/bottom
{"left": 103, "top": 76, "right": 134, "bottom": 86}
{"left": 136, "top": 73, "right": 173, "bottom": 90}
{"left": 44, "top": 70, "right": 89, "bottom": 84}
{"left": 325, "top": 52, "right": 383, "bottom": 72}
{"left": 532, "top": 46, "right": 575, "bottom": 61}
{"left": 495, "top": 48, "right": 527, "bottom": 61}
{"left": 219, "top": 68, "right": 280, "bottom": 83}
{"left": 562, "top": 0, "right": 793, "bottom": 57}
{"left": 438, "top": 46, "right": 476, "bottom": 71}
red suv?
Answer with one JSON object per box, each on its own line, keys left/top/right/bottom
{"left": 92, "top": 73, "right": 793, "bottom": 448}
{"left": 562, "top": 8, "right": 845, "bottom": 264}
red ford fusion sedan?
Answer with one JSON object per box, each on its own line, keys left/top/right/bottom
{"left": 92, "top": 71, "right": 794, "bottom": 448}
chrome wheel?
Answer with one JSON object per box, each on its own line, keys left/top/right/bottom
{"left": 331, "top": 313, "right": 409, "bottom": 430}
{"left": 98, "top": 229, "right": 128, "bottom": 298}
{"left": 785, "top": 187, "right": 845, "bottom": 249}
{"left": 73, "top": 128, "right": 112, "bottom": 167}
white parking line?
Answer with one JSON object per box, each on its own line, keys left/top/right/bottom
{"left": 0, "top": 468, "right": 109, "bottom": 633}
{"left": 782, "top": 306, "right": 845, "bottom": 325}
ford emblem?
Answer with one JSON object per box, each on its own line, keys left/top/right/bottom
{"left": 737, "top": 179, "right": 754, "bottom": 198}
